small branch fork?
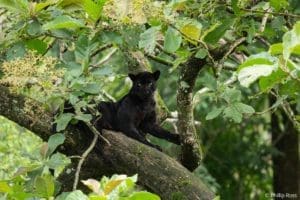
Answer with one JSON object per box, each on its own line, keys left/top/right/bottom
{"left": 72, "top": 131, "right": 98, "bottom": 191}
{"left": 72, "top": 122, "right": 110, "bottom": 190}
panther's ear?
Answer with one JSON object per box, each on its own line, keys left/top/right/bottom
{"left": 152, "top": 70, "right": 160, "bottom": 80}
{"left": 128, "top": 73, "right": 136, "bottom": 81}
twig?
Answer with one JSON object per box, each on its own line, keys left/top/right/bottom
{"left": 0, "top": 9, "right": 7, "bottom": 16}
{"left": 42, "top": 38, "right": 56, "bottom": 56}
{"left": 270, "top": 90, "right": 300, "bottom": 132}
{"left": 281, "top": 65, "right": 300, "bottom": 83}
{"left": 193, "top": 74, "right": 237, "bottom": 105}
{"left": 92, "top": 47, "right": 118, "bottom": 67}
{"left": 221, "top": 1, "right": 300, "bottom": 18}
{"left": 72, "top": 120, "right": 111, "bottom": 190}
{"left": 281, "top": 101, "right": 300, "bottom": 132}
{"left": 156, "top": 43, "right": 177, "bottom": 59}
{"left": 254, "top": 104, "right": 278, "bottom": 115}
{"left": 73, "top": 132, "right": 98, "bottom": 190}
{"left": 255, "top": 36, "right": 270, "bottom": 47}
{"left": 168, "top": 24, "right": 216, "bottom": 65}
{"left": 69, "top": 155, "right": 82, "bottom": 159}
{"left": 146, "top": 53, "right": 173, "bottom": 66}
{"left": 216, "top": 37, "right": 246, "bottom": 74}
{"left": 101, "top": 90, "right": 116, "bottom": 102}
{"left": 220, "top": 37, "right": 247, "bottom": 64}
{"left": 217, "top": 7, "right": 269, "bottom": 73}
{"left": 259, "top": 8, "right": 270, "bottom": 33}
{"left": 240, "top": 8, "right": 300, "bottom": 19}
{"left": 45, "top": 33, "right": 75, "bottom": 41}
{"left": 91, "top": 43, "right": 113, "bottom": 57}
{"left": 85, "top": 121, "right": 111, "bottom": 145}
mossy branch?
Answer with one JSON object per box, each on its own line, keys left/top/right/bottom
{"left": 0, "top": 85, "right": 215, "bottom": 199}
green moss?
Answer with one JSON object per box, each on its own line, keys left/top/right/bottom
{"left": 178, "top": 179, "right": 192, "bottom": 187}
{"left": 171, "top": 191, "right": 186, "bottom": 200}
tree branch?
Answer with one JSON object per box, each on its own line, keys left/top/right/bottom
{"left": 0, "top": 85, "right": 215, "bottom": 199}
{"left": 177, "top": 57, "right": 206, "bottom": 171}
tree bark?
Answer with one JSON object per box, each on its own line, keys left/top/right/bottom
{"left": 271, "top": 108, "right": 299, "bottom": 199}
{"left": 0, "top": 85, "right": 214, "bottom": 200}
{"left": 177, "top": 57, "right": 206, "bottom": 171}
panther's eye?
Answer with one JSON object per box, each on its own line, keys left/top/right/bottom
{"left": 149, "top": 83, "right": 153, "bottom": 87}
{"left": 137, "top": 83, "right": 142, "bottom": 87}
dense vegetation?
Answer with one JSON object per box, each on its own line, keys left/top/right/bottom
{"left": 0, "top": 0, "right": 299, "bottom": 199}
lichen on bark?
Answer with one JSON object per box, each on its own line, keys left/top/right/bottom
{"left": 177, "top": 57, "right": 206, "bottom": 171}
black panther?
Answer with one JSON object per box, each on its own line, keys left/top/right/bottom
{"left": 95, "top": 70, "right": 180, "bottom": 150}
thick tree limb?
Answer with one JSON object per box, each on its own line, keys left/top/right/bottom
{"left": 0, "top": 85, "right": 214, "bottom": 200}
{"left": 177, "top": 58, "right": 206, "bottom": 171}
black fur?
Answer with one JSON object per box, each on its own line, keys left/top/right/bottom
{"left": 96, "top": 70, "right": 180, "bottom": 150}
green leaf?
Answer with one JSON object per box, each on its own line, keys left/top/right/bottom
{"left": 40, "top": 143, "right": 49, "bottom": 159}
{"left": 139, "top": 26, "right": 160, "bottom": 54}
{"left": 55, "top": 113, "right": 74, "bottom": 132}
{"left": 269, "top": 43, "right": 283, "bottom": 55}
{"left": 259, "top": 68, "right": 286, "bottom": 92}
{"left": 237, "top": 52, "right": 278, "bottom": 87}
{"left": 51, "top": 29, "right": 73, "bottom": 39}
{"left": 238, "top": 66, "right": 276, "bottom": 87}
{"left": 103, "top": 174, "right": 127, "bottom": 195}
{"left": 129, "top": 191, "right": 161, "bottom": 200}
{"left": 234, "top": 102, "right": 255, "bottom": 114}
{"left": 231, "top": 0, "right": 241, "bottom": 15}
{"left": 81, "top": 83, "right": 101, "bottom": 94}
{"left": 164, "top": 26, "right": 182, "bottom": 53}
{"left": 279, "top": 79, "right": 300, "bottom": 99}
{"left": 42, "top": 15, "right": 84, "bottom": 30}
{"left": 223, "top": 105, "right": 243, "bottom": 123}
{"left": 81, "top": 179, "right": 100, "bottom": 194}
{"left": 283, "top": 21, "right": 300, "bottom": 59}
{"left": 0, "top": 181, "right": 12, "bottom": 193}
{"left": 206, "top": 107, "right": 224, "bottom": 120}
{"left": 48, "top": 133, "right": 65, "bottom": 156}
{"left": 34, "top": 0, "right": 56, "bottom": 13}
{"left": 221, "top": 88, "right": 242, "bottom": 103}
{"left": 0, "top": 0, "right": 29, "bottom": 14}
{"left": 66, "top": 62, "right": 83, "bottom": 77}
{"left": 204, "top": 18, "right": 234, "bottom": 44}
{"left": 59, "top": 0, "right": 106, "bottom": 22}
{"left": 56, "top": 190, "right": 88, "bottom": 200}
{"left": 74, "top": 35, "right": 97, "bottom": 65}
{"left": 46, "top": 95, "right": 65, "bottom": 113}
{"left": 195, "top": 48, "right": 208, "bottom": 59}
{"left": 74, "top": 113, "right": 93, "bottom": 122}
{"left": 270, "top": 0, "right": 288, "bottom": 11}
{"left": 27, "top": 19, "right": 42, "bottom": 36}
{"left": 47, "top": 153, "right": 70, "bottom": 177}
{"left": 35, "top": 174, "right": 55, "bottom": 197}
{"left": 213, "top": 196, "right": 221, "bottom": 200}
{"left": 82, "top": 0, "right": 105, "bottom": 22}
{"left": 6, "top": 42, "right": 26, "bottom": 60}
{"left": 25, "top": 39, "right": 47, "bottom": 54}
{"left": 179, "top": 19, "right": 202, "bottom": 44}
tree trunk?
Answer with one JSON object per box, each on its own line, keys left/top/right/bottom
{"left": 0, "top": 85, "right": 214, "bottom": 200}
{"left": 271, "top": 101, "right": 299, "bottom": 198}
{"left": 177, "top": 57, "right": 205, "bottom": 171}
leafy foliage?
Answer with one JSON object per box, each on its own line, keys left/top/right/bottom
{"left": 0, "top": 0, "right": 299, "bottom": 199}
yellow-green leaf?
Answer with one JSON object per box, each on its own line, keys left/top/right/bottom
{"left": 103, "top": 175, "right": 127, "bottom": 195}
{"left": 0, "top": 181, "right": 12, "bottom": 193}
{"left": 180, "top": 23, "right": 201, "bottom": 44}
